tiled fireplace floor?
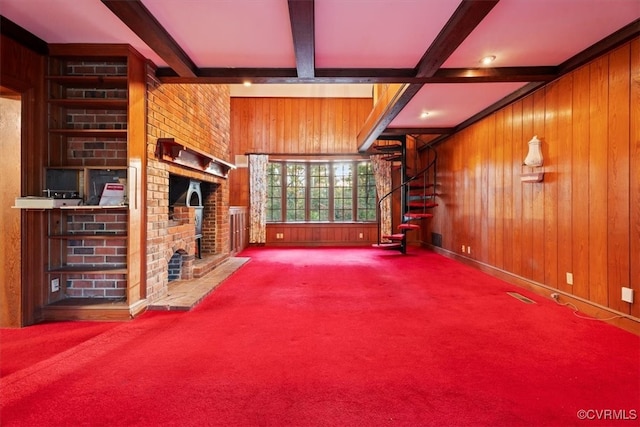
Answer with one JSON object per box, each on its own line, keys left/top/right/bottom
{"left": 148, "top": 257, "right": 250, "bottom": 311}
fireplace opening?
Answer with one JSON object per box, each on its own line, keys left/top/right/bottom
{"left": 169, "top": 175, "right": 205, "bottom": 258}
{"left": 168, "top": 251, "right": 183, "bottom": 282}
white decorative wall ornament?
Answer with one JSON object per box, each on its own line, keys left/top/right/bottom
{"left": 524, "top": 135, "right": 544, "bottom": 167}
{"left": 521, "top": 135, "right": 544, "bottom": 183}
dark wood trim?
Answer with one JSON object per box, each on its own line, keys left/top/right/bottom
{"left": 382, "top": 128, "right": 454, "bottom": 136}
{"left": 288, "top": 0, "right": 315, "bottom": 79}
{"left": 414, "top": 0, "right": 500, "bottom": 78}
{"left": 356, "top": 0, "right": 500, "bottom": 152}
{"left": 559, "top": 18, "right": 640, "bottom": 74}
{"left": 0, "top": 16, "right": 48, "bottom": 55}
{"left": 156, "top": 66, "right": 555, "bottom": 84}
{"left": 431, "top": 66, "right": 557, "bottom": 83}
{"left": 101, "top": 0, "right": 197, "bottom": 77}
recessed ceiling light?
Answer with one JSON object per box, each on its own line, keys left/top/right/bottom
{"left": 420, "top": 112, "right": 430, "bottom": 119}
{"left": 480, "top": 55, "right": 496, "bottom": 66}
{"left": 243, "top": 81, "right": 252, "bottom": 87}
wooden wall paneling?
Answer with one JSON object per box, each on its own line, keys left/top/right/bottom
{"left": 520, "top": 97, "right": 534, "bottom": 279}
{"left": 469, "top": 126, "right": 478, "bottom": 256}
{"left": 502, "top": 105, "right": 514, "bottom": 272}
{"left": 543, "top": 81, "right": 559, "bottom": 289}
{"left": 269, "top": 98, "right": 278, "bottom": 154}
{"left": 272, "top": 98, "right": 286, "bottom": 153}
{"left": 463, "top": 129, "right": 472, "bottom": 254}
{"left": 474, "top": 114, "right": 495, "bottom": 263}
{"left": 630, "top": 39, "right": 640, "bottom": 319}
{"left": 607, "top": 45, "right": 631, "bottom": 314}
{"left": 1, "top": 35, "right": 47, "bottom": 326}
{"left": 283, "top": 98, "right": 292, "bottom": 153}
{"left": 290, "top": 98, "right": 300, "bottom": 152}
{"left": 459, "top": 131, "right": 469, "bottom": 254}
{"left": 316, "top": 98, "right": 325, "bottom": 151}
{"left": 588, "top": 56, "right": 610, "bottom": 306}
{"left": 487, "top": 114, "right": 497, "bottom": 266}
{"left": 297, "top": 98, "right": 306, "bottom": 149}
{"left": 571, "top": 65, "right": 591, "bottom": 299}
{"left": 444, "top": 138, "right": 458, "bottom": 251}
{"left": 531, "top": 90, "right": 546, "bottom": 284}
{"left": 320, "top": 99, "right": 329, "bottom": 152}
{"left": 262, "top": 98, "right": 271, "bottom": 151}
{"left": 556, "top": 75, "right": 574, "bottom": 294}
{"left": 0, "top": 96, "right": 22, "bottom": 327}
{"left": 127, "top": 50, "right": 147, "bottom": 304}
{"left": 334, "top": 99, "right": 344, "bottom": 152}
{"left": 510, "top": 102, "right": 524, "bottom": 277}
{"left": 494, "top": 109, "right": 505, "bottom": 270}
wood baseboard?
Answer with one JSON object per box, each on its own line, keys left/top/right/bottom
{"left": 428, "top": 245, "right": 640, "bottom": 336}
{"left": 39, "top": 298, "right": 148, "bottom": 322}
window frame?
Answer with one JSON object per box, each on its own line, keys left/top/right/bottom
{"left": 267, "top": 159, "right": 377, "bottom": 224}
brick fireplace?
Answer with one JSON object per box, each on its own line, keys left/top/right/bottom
{"left": 145, "top": 65, "right": 232, "bottom": 303}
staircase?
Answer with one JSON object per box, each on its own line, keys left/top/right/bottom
{"left": 372, "top": 136, "right": 438, "bottom": 253}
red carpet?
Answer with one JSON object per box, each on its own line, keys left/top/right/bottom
{"left": 1, "top": 247, "right": 638, "bottom": 426}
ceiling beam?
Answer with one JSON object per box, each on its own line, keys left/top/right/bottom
{"left": 156, "top": 66, "right": 554, "bottom": 84}
{"left": 101, "top": 0, "right": 198, "bottom": 78}
{"left": 0, "top": 16, "right": 48, "bottom": 55}
{"left": 414, "top": 0, "right": 500, "bottom": 77}
{"left": 356, "top": 0, "right": 500, "bottom": 152}
{"left": 288, "top": 0, "right": 315, "bottom": 79}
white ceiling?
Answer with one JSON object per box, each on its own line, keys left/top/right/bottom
{"left": 1, "top": 0, "right": 638, "bottom": 141}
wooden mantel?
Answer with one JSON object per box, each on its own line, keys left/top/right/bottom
{"left": 155, "top": 138, "right": 235, "bottom": 178}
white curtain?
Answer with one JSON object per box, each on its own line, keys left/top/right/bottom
{"left": 370, "top": 155, "right": 392, "bottom": 241}
{"left": 249, "top": 154, "right": 268, "bottom": 244}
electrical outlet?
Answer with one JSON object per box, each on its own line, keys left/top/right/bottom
{"left": 551, "top": 292, "right": 560, "bottom": 301}
{"left": 622, "top": 287, "right": 634, "bottom": 303}
{"left": 566, "top": 272, "right": 574, "bottom": 285}
{"left": 462, "top": 245, "right": 466, "bottom": 252}
{"left": 467, "top": 246, "right": 471, "bottom": 254}
{"left": 51, "top": 278, "right": 60, "bottom": 292}
{"left": 276, "top": 233, "right": 283, "bottom": 239}
{"left": 359, "top": 233, "right": 363, "bottom": 239}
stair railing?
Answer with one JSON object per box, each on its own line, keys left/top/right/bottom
{"left": 375, "top": 148, "right": 438, "bottom": 245}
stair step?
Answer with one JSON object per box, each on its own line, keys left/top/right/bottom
{"left": 405, "top": 213, "right": 434, "bottom": 219}
{"left": 382, "top": 233, "right": 406, "bottom": 241}
{"left": 408, "top": 190, "right": 437, "bottom": 197}
{"left": 409, "top": 182, "right": 434, "bottom": 189}
{"left": 398, "top": 223, "right": 420, "bottom": 231}
{"left": 372, "top": 143, "right": 402, "bottom": 152}
{"left": 381, "top": 154, "right": 401, "bottom": 161}
{"left": 407, "top": 202, "right": 439, "bottom": 209}
{"left": 372, "top": 242, "right": 403, "bottom": 249}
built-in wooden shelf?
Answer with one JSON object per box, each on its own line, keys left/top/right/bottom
{"left": 49, "top": 129, "right": 128, "bottom": 138}
{"left": 47, "top": 265, "right": 127, "bottom": 274}
{"left": 59, "top": 205, "right": 128, "bottom": 210}
{"left": 47, "top": 99, "right": 127, "bottom": 109}
{"left": 46, "top": 75, "right": 128, "bottom": 88}
{"left": 48, "top": 233, "right": 127, "bottom": 240}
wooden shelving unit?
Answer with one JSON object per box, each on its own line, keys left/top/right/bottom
{"left": 40, "top": 44, "right": 147, "bottom": 322}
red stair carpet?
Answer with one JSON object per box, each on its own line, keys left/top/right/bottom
{"left": 1, "top": 247, "right": 638, "bottom": 426}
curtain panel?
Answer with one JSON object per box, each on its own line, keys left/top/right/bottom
{"left": 370, "top": 155, "right": 392, "bottom": 242}
{"left": 249, "top": 154, "right": 269, "bottom": 244}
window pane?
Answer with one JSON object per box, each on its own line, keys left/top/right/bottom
{"left": 356, "top": 162, "right": 377, "bottom": 221}
{"left": 286, "top": 163, "right": 306, "bottom": 222}
{"left": 266, "top": 163, "right": 282, "bottom": 222}
{"left": 333, "top": 163, "right": 353, "bottom": 221}
{"left": 309, "top": 164, "right": 329, "bottom": 221}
